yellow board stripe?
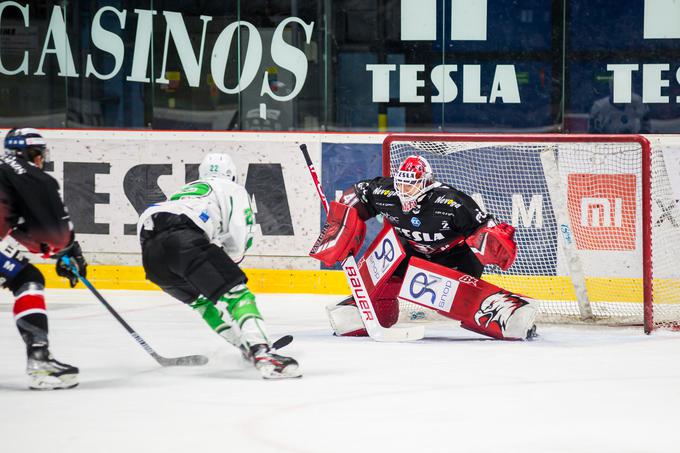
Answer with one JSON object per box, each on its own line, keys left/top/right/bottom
{"left": 36, "top": 264, "right": 350, "bottom": 293}
{"left": 36, "top": 264, "right": 680, "bottom": 304}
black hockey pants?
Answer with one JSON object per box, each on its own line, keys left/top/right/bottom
{"left": 140, "top": 213, "right": 247, "bottom": 304}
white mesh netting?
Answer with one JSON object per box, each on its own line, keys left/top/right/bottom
{"left": 386, "top": 135, "right": 680, "bottom": 330}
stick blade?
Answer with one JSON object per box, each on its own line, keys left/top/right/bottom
{"left": 156, "top": 354, "right": 209, "bottom": 367}
{"left": 272, "top": 335, "right": 293, "bottom": 350}
{"left": 370, "top": 325, "right": 425, "bottom": 342}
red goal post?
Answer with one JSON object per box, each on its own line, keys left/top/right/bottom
{"left": 383, "top": 133, "right": 679, "bottom": 333}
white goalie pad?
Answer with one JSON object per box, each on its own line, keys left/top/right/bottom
{"left": 326, "top": 300, "right": 365, "bottom": 336}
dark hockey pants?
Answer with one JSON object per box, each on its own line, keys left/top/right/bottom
{"left": 140, "top": 213, "right": 247, "bottom": 304}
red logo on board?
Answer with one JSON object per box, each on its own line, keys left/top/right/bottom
{"left": 567, "top": 174, "right": 636, "bottom": 251}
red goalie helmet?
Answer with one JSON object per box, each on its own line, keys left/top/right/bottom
{"left": 394, "top": 155, "right": 434, "bottom": 212}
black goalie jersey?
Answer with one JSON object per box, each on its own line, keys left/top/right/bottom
{"left": 350, "top": 177, "right": 490, "bottom": 257}
{"left": 0, "top": 154, "right": 73, "bottom": 254}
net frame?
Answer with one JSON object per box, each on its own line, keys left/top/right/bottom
{"left": 383, "top": 133, "right": 661, "bottom": 333}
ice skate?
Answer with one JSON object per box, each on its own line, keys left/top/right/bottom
{"left": 27, "top": 347, "right": 79, "bottom": 390}
{"left": 249, "top": 344, "right": 301, "bottom": 379}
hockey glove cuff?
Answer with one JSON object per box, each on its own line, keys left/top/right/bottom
{"left": 309, "top": 202, "right": 366, "bottom": 267}
{"left": 55, "top": 241, "right": 87, "bottom": 287}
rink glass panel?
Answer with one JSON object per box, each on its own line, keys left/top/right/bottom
{"left": 2, "top": 1, "right": 680, "bottom": 131}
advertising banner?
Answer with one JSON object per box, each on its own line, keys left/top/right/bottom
{"left": 36, "top": 130, "right": 329, "bottom": 266}
{"left": 320, "top": 142, "right": 383, "bottom": 268}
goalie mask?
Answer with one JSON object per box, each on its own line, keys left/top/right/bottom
{"left": 394, "top": 155, "right": 434, "bottom": 212}
{"left": 199, "top": 153, "right": 237, "bottom": 182}
{"left": 4, "top": 128, "right": 49, "bottom": 168}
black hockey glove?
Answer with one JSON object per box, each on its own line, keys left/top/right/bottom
{"left": 55, "top": 241, "right": 87, "bottom": 288}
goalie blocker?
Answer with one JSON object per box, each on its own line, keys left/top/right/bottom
{"left": 310, "top": 201, "right": 366, "bottom": 267}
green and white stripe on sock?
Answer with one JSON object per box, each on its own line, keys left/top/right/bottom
{"left": 219, "top": 284, "right": 269, "bottom": 347}
{"left": 190, "top": 296, "right": 236, "bottom": 339}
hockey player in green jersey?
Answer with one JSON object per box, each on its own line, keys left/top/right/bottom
{"left": 137, "top": 153, "right": 300, "bottom": 379}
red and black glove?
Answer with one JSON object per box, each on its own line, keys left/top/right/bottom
{"left": 465, "top": 221, "right": 517, "bottom": 271}
{"left": 310, "top": 201, "right": 366, "bottom": 267}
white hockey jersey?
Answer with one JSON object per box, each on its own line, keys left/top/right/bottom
{"left": 137, "top": 176, "right": 254, "bottom": 263}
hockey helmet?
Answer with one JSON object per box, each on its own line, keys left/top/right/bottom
{"left": 4, "top": 128, "right": 49, "bottom": 165}
{"left": 199, "top": 153, "right": 237, "bottom": 182}
{"left": 394, "top": 155, "right": 434, "bottom": 212}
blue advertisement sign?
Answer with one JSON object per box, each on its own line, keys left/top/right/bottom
{"left": 320, "top": 142, "right": 383, "bottom": 269}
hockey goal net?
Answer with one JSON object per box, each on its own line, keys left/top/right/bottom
{"left": 383, "top": 134, "right": 680, "bottom": 333}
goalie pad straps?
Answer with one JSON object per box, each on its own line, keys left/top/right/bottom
{"left": 465, "top": 221, "right": 517, "bottom": 271}
{"left": 309, "top": 201, "right": 366, "bottom": 267}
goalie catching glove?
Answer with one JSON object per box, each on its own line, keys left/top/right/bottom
{"left": 465, "top": 220, "right": 517, "bottom": 271}
{"left": 310, "top": 201, "right": 366, "bottom": 267}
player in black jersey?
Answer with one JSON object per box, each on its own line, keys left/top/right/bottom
{"left": 1, "top": 128, "right": 87, "bottom": 389}
{"left": 350, "top": 156, "right": 491, "bottom": 278}
{"left": 311, "top": 155, "right": 518, "bottom": 336}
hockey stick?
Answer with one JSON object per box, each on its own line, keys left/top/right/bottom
{"left": 300, "top": 144, "right": 424, "bottom": 342}
{"left": 60, "top": 256, "right": 209, "bottom": 367}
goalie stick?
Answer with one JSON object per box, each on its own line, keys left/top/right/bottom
{"left": 61, "top": 256, "right": 209, "bottom": 367}
{"left": 299, "top": 143, "right": 424, "bottom": 342}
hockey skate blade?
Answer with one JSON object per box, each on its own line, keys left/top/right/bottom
{"left": 370, "top": 325, "right": 425, "bottom": 342}
{"left": 156, "top": 354, "right": 209, "bottom": 367}
{"left": 29, "top": 372, "right": 78, "bottom": 390}
{"left": 259, "top": 363, "right": 302, "bottom": 380}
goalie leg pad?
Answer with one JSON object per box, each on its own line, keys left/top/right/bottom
{"left": 400, "top": 257, "right": 537, "bottom": 340}
{"left": 310, "top": 201, "right": 366, "bottom": 267}
{"left": 460, "top": 299, "right": 537, "bottom": 340}
{"left": 326, "top": 297, "right": 368, "bottom": 337}
{"left": 326, "top": 276, "right": 403, "bottom": 336}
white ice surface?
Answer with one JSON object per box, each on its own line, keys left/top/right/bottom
{"left": 1, "top": 290, "right": 679, "bottom": 453}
